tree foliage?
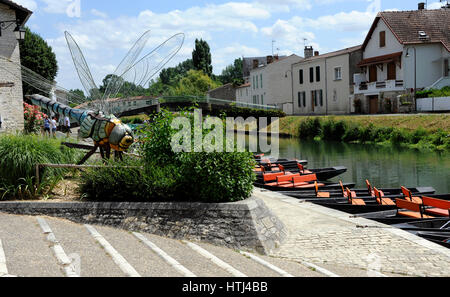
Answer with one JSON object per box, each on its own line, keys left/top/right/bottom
{"left": 170, "top": 70, "right": 221, "bottom": 96}
{"left": 219, "top": 58, "right": 244, "bottom": 86}
{"left": 192, "top": 39, "right": 212, "bottom": 77}
{"left": 19, "top": 27, "right": 58, "bottom": 96}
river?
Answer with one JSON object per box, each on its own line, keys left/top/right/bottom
{"left": 253, "top": 135, "right": 450, "bottom": 194}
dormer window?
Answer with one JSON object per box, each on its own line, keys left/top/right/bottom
{"left": 418, "top": 31, "right": 429, "bottom": 40}
{"left": 379, "top": 31, "right": 386, "bottom": 47}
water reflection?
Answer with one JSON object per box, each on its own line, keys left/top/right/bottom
{"left": 249, "top": 134, "right": 450, "bottom": 194}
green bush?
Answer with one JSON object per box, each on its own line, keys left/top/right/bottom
{"left": 80, "top": 108, "right": 256, "bottom": 203}
{"left": 321, "top": 119, "right": 347, "bottom": 141}
{"left": 342, "top": 124, "right": 360, "bottom": 142}
{"left": 298, "top": 118, "right": 322, "bottom": 139}
{"left": 0, "top": 134, "right": 81, "bottom": 200}
{"left": 390, "top": 129, "right": 411, "bottom": 146}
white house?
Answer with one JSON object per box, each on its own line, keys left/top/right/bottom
{"left": 246, "top": 54, "right": 303, "bottom": 114}
{"left": 292, "top": 46, "right": 362, "bottom": 115}
{"left": 0, "top": 0, "right": 31, "bottom": 131}
{"left": 354, "top": 6, "right": 450, "bottom": 113}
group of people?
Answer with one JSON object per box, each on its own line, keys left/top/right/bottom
{"left": 43, "top": 114, "right": 71, "bottom": 138}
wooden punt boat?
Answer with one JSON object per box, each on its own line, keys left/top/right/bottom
{"left": 255, "top": 165, "right": 347, "bottom": 181}
{"left": 356, "top": 195, "right": 450, "bottom": 224}
{"left": 392, "top": 218, "right": 450, "bottom": 248}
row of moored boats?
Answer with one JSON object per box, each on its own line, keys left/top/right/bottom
{"left": 253, "top": 155, "right": 450, "bottom": 249}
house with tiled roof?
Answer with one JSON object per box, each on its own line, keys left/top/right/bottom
{"left": 0, "top": 0, "right": 32, "bottom": 131}
{"left": 354, "top": 5, "right": 450, "bottom": 114}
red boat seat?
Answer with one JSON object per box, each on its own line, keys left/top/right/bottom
{"left": 340, "top": 181, "right": 355, "bottom": 198}
{"left": 401, "top": 187, "right": 423, "bottom": 204}
{"left": 265, "top": 174, "right": 300, "bottom": 187}
{"left": 374, "top": 187, "right": 395, "bottom": 206}
{"left": 422, "top": 197, "right": 450, "bottom": 217}
{"left": 315, "top": 182, "right": 330, "bottom": 198}
{"left": 297, "top": 163, "right": 313, "bottom": 175}
{"left": 292, "top": 174, "right": 322, "bottom": 188}
{"left": 263, "top": 172, "right": 284, "bottom": 183}
{"left": 396, "top": 199, "right": 434, "bottom": 219}
{"left": 346, "top": 188, "right": 365, "bottom": 205}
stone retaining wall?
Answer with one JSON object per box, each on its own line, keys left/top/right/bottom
{"left": 0, "top": 197, "right": 287, "bottom": 255}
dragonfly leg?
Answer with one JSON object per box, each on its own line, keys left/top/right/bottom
{"left": 77, "top": 145, "right": 98, "bottom": 165}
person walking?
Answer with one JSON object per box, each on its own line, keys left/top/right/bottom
{"left": 50, "top": 116, "right": 58, "bottom": 138}
{"left": 43, "top": 115, "right": 51, "bottom": 137}
{"left": 64, "top": 115, "right": 71, "bottom": 138}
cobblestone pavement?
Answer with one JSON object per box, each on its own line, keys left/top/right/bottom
{"left": 254, "top": 188, "right": 450, "bottom": 277}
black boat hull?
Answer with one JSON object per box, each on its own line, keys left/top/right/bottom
{"left": 256, "top": 166, "right": 347, "bottom": 181}
{"left": 254, "top": 182, "right": 356, "bottom": 192}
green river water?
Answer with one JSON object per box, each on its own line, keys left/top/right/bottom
{"left": 254, "top": 135, "right": 450, "bottom": 194}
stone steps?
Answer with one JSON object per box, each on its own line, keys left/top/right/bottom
{"left": 0, "top": 213, "right": 324, "bottom": 277}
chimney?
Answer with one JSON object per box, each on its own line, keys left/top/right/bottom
{"left": 267, "top": 55, "right": 273, "bottom": 64}
{"left": 304, "top": 46, "right": 313, "bottom": 59}
{"left": 253, "top": 59, "right": 259, "bottom": 69}
{"left": 418, "top": 2, "right": 425, "bottom": 10}
{"left": 314, "top": 51, "right": 320, "bottom": 56}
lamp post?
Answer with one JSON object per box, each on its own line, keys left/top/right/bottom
{"left": 0, "top": 20, "right": 26, "bottom": 41}
{"left": 406, "top": 47, "right": 417, "bottom": 112}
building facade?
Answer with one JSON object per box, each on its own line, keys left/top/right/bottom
{"left": 207, "top": 83, "right": 236, "bottom": 101}
{"left": 292, "top": 46, "right": 362, "bottom": 115}
{"left": 354, "top": 7, "right": 450, "bottom": 114}
{"left": 246, "top": 54, "right": 303, "bottom": 113}
{"left": 0, "top": 0, "right": 31, "bottom": 132}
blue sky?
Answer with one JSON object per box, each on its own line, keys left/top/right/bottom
{"left": 13, "top": 0, "right": 448, "bottom": 92}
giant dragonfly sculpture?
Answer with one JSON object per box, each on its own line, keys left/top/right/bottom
{"left": 0, "top": 31, "right": 184, "bottom": 164}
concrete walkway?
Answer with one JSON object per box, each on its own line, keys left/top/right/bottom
{"left": 254, "top": 188, "right": 450, "bottom": 277}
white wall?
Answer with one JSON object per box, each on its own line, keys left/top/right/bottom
{"left": 417, "top": 97, "right": 450, "bottom": 112}
{"left": 403, "top": 44, "right": 447, "bottom": 89}
{"left": 326, "top": 54, "right": 352, "bottom": 114}
{"left": 249, "top": 55, "right": 302, "bottom": 112}
{"left": 363, "top": 20, "right": 403, "bottom": 59}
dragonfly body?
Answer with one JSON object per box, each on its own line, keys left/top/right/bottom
{"left": 30, "top": 94, "right": 134, "bottom": 152}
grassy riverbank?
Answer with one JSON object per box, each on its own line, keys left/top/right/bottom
{"left": 271, "top": 114, "right": 450, "bottom": 151}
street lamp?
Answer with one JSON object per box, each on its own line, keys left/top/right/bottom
{"left": 0, "top": 20, "right": 26, "bottom": 41}
{"left": 405, "top": 47, "right": 417, "bottom": 112}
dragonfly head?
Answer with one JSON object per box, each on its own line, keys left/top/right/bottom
{"left": 109, "top": 121, "right": 135, "bottom": 152}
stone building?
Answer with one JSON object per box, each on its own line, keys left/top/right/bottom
{"left": 0, "top": 0, "right": 31, "bottom": 132}
{"left": 207, "top": 83, "right": 236, "bottom": 101}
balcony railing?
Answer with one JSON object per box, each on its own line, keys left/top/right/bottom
{"left": 355, "top": 80, "right": 404, "bottom": 94}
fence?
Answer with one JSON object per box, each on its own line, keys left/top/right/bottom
{"left": 417, "top": 96, "right": 450, "bottom": 112}
{"left": 158, "top": 96, "right": 280, "bottom": 111}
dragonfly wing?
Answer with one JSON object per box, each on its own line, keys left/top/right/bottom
{"left": 65, "top": 31, "right": 102, "bottom": 110}
{"left": 0, "top": 56, "right": 85, "bottom": 108}
{"left": 112, "top": 33, "right": 185, "bottom": 97}
{"left": 101, "top": 30, "right": 153, "bottom": 108}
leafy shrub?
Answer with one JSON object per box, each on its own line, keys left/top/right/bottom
{"left": 390, "top": 129, "right": 411, "bottom": 146}
{"left": 410, "top": 127, "right": 428, "bottom": 144}
{"left": 80, "top": 108, "right": 256, "bottom": 203}
{"left": 359, "top": 124, "right": 375, "bottom": 144}
{"left": 0, "top": 134, "right": 81, "bottom": 200}
{"left": 372, "top": 127, "right": 394, "bottom": 143}
{"left": 342, "top": 124, "right": 360, "bottom": 142}
{"left": 298, "top": 118, "right": 322, "bottom": 139}
{"left": 321, "top": 119, "right": 347, "bottom": 141}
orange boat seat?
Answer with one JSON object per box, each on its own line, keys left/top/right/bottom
{"left": 374, "top": 187, "right": 395, "bottom": 206}
{"left": 346, "top": 188, "right": 365, "bottom": 206}
{"left": 396, "top": 199, "right": 434, "bottom": 219}
{"left": 263, "top": 172, "right": 284, "bottom": 183}
{"left": 422, "top": 197, "right": 450, "bottom": 217}
{"left": 401, "top": 187, "right": 423, "bottom": 204}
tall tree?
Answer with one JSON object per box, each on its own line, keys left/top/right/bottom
{"left": 19, "top": 27, "right": 58, "bottom": 96}
{"left": 219, "top": 58, "right": 244, "bottom": 86}
{"left": 192, "top": 39, "right": 212, "bottom": 77}
{"left": 159, "top": 59, "right": 194, "bottom": 85}
{"left": 170, "top": 70, "right": 221, "bottom": 97}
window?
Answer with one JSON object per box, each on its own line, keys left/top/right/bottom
{"left": 380, "top": 31, "right": 386, "bottom": 47}
{"left": 310, "top": 67, "right": 314, "bottom": 83}
{"left": 260, "top": 74, "right": 263, "bottom": 88}
{"left": 299, "top": 69, "right": 304, "bottom": 84}
{"left": 334, "top": 67, "right": 342, "bottom": 80}
{"left": 445, "top": 59, "right": 449, "bottom": 77}
{"left": 256, "top": 75, "right": 259, "bottom": 89}
{"left": 298, "top": 92, "right": 306, "bottom": 108}
{"left": 319, "top": 90, "right": 323, "bottom": 107}
{"left": 261, "top": 94, "right": 264, "bottom": 105}
{"left": 253, "top": 76, "right": 255, "bottom": 90}
{"left": 316, "top": 66, "right": 320, "bottom": 82}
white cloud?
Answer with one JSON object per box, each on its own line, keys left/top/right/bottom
{"left": 90, "top": 9, "right": 107, "bottom": 19}
{"left": 428, "top": 1, "right": 445, "bottom": 9}
{"left": 13, "top": 0, "right": 37, "bottom": 11}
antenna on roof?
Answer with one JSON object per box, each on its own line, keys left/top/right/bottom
{"left": 272, "top": 40, "right": 276, "bottom": 57}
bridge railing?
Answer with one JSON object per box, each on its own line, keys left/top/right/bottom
{"left": 158, "top": 96, "right": 280, "bottom": 111}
